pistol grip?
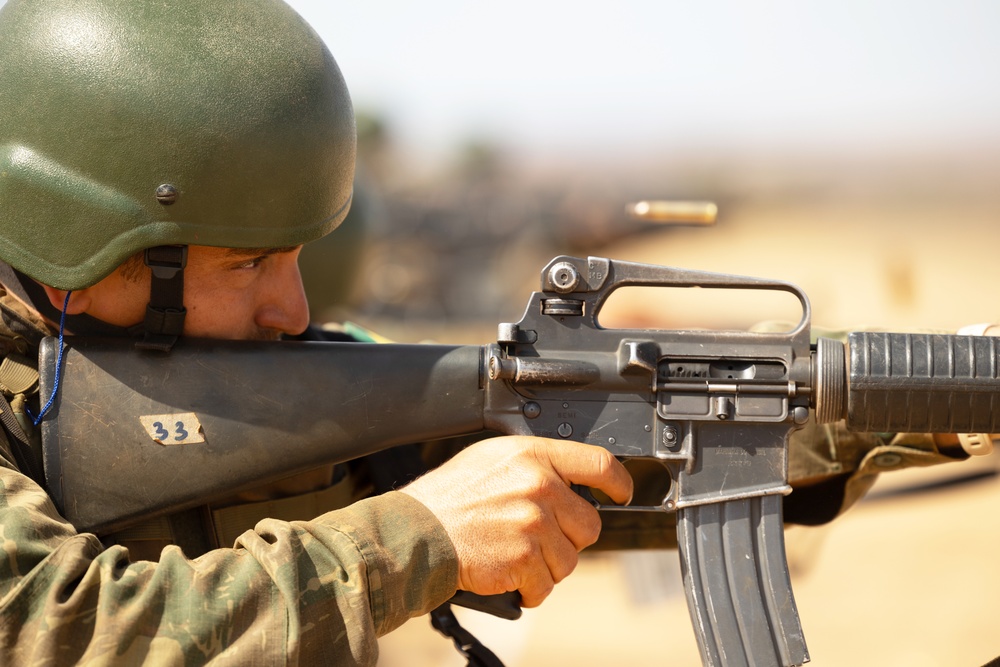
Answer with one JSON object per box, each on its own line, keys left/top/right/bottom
{"left": 449, "top": 590, "right": 523, "bottom": 621}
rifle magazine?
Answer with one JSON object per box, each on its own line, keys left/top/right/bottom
{"left": 677, "top": 495, "right": 809, "bottom": 667}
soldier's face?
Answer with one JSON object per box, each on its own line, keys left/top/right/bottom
{"left": 56, "top": 245, "right": 311, "bottom": 340}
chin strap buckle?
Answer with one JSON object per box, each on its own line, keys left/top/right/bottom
{"left": 137, "top": 245, "right": 188, "bottom": 352}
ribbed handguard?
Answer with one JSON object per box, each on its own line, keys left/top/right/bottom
{"left": 846, "top": 332, "right": 1000, "bottom": 433}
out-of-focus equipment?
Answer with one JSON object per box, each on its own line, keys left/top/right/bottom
{"left": 626, "top": 200, "right": 718, "bottom": 225}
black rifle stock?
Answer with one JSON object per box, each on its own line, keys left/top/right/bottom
{"left": 38, "top": 256, "right": 1000, "bottom": 667}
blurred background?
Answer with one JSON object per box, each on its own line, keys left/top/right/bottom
{"left": 285, "top": 2, "right": 1000, "bottom": 666}
{"left": 2, "top": 0, "right": 992, "bottom": 661}
{"left": 290, "top": 0, "right": 1000, "bottom": 340}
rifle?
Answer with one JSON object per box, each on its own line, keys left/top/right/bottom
{"left": 38, "top": 255, "right": 1000, "bottom": 667}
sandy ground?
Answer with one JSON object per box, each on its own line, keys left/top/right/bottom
{"left": 378, "top": 453, "right": 1000, "bottom": 666}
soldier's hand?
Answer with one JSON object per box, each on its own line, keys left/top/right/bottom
{"left": 400, "top": 436, "right": 632, "bottom": 608}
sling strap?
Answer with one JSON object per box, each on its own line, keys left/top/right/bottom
{"left": 430, "top": 604, "right": 506, "bottom": 667}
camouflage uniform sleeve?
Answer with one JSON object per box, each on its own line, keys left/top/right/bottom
{"left": 783, "top": 419, "right": 961, "bottom": 525}
{"left": 0, "top": 463, "right": 457, "bottom": 666}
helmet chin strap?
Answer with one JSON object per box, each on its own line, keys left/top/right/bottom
{"left": 0, "top": 246, "right": 188, "bottom": 351}
{"left": 137, "top": 245, "right": 188, "bottom": 352}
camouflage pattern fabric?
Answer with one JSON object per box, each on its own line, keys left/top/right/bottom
{"left": 0, "top": 288, "right": 459, "bottom": 666}
{"left": 0, "top": 466, "right": 457, "bottom": 666}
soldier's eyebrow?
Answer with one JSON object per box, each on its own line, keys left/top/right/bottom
{"left": 224, "top": 246, "right": 300, "bottom": 259}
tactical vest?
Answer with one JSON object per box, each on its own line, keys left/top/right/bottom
{"left": 0, "top": 292, "right": 46, "bottom": 488}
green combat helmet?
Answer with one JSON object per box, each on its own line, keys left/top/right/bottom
{"left": 0, "top": 0, "right": 356, "bottom": 292}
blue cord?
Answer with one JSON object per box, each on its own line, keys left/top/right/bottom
{"left": 29, "top": 290, "right": 71, "bottom": 426}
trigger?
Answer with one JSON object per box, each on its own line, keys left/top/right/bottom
{"left": 571, "top": 484, "right": 602, "bottom": 509}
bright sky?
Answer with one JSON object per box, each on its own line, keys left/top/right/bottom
{"left": 284, "top": 0, "right": 1000, "bottom": 162}
{"left": 4, "top": 0, "right": 998, "bottom": 163}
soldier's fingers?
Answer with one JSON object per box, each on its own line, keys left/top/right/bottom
{"left": 516, "top": 559, "right": 557, "bottom": 608}
{"left": 551, "top": 485, "right": 604, "bottom": 551}
{"left": 540, "top": 529, "right": 581, "bottom": 586}
{"left": 537, "top": 440, "right": 633, "bottom": 506}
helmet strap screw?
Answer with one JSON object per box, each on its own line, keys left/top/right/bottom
{"left": 155, "top": 183, "right": 179, "bottom": 205}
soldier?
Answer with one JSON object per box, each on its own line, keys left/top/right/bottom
{"left": 0, "top": 0, "right": 631, "bottom": 664}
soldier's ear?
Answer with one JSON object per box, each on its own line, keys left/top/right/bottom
{"left": 39, "top": 284, "right": 92, "bottom": 315}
